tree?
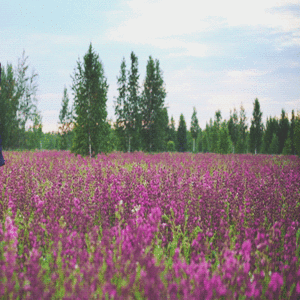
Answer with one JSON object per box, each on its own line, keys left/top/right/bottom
{"left": 282, "top": 134, "right": 292, "bottom": 155}
{"left": 190, "top": 107, "right": 199, "bottom": 152}
{"left": 15, "top": 50, "right": 39, "bottom": 149}
{"left": 58, "top": 86, "right": 74, "bottom": 150}
{"left": 236, "top": 104, "right": 248, "bottom": 154}
{"left": 278, "top": 109, "right": 289, "bottom": 154}
{"left": 153, "top": 107, "right": 169, "bottom": 151}
{"left": 127, "top": 51, "right": 142, "bottom": 151}
{"left": 290, "top": 110, "right": 296, "bottom": 155}
{"left": 71, "top": 43, "right": 109, "bottom": 157}
{"left": 0, "top": 51, "right": 40, "bottom": 150}
{"left": 25, "top": 109, "right": 43, "bottom": 150}
{"left": 294, "top": 111, "right": 300, "bottom": 156}
{"left": 262, "top": 117, "right": 279, "bottom": 154}
{"left": 228, "top": 107, "right": 238, "bottom": 153}
{"left": 0, "top": 62, "right": 19, "bottom": 150}
{"left": 177, "top": 114, "right": 187, "bottom": 152}
{"left": 211, "top": 110, "right": 221, "bottom": 153}
{"left": 168, "top": 116, "right": 176, "bottom": 144}
{"left": 140, "top": 56, "right": 167, "bottom": 152}
{"left": 269, "top": 133, "right": 279, "bottom": 154}
{"left": 114, "top": 57, "right": 128, "bottom": 152}
{"left": 249, "top": 98, "right": 263, "bottom": 154}
{"left": 217, "top": 120, "right": 232, "bottom": 154}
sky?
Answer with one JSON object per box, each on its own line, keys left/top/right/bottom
{"left": 1, "top": 0, "right": 300, "bottom": 133}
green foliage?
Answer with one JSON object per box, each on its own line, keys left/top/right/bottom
{"left": 294, "top": 112, "right": 300, "bottom": 156}
{"left": 250, "top": 98, "right": 263, "bottom": 154}
{"left": 262, "top": 117, "right": 279, "bottom": 154}
{"left": 168, "top": 116, "right": 176, "bottom": 145}
{"left": 58, "top": 87, "right": 74, "bottom": 151}
{"left": 282, "top": 135, "right": 292, "bottom": 155}
{"left": 235, "top": 105, "right": 248, "bottom": 154}
{"left": 217, "top": 120, "right": 232, "bottom": 154}
{"left": 177, "top": 114, "right": 187, "bottom": 152}
{"left": 290, "top": 110, "right": 296, "bottom": 155}
{"left": 0, "top": 51, "right": 40, "bottom": 151}
{"left": 190, "top": 107, "right": 199, "bottom": 152}
{"left": 70, "top": 43, "right": 109, "bottom": 157}
{"left": 278, "top": 109, "right": 290, "bottom": 154}
{"left": 167, "top": 140, "right": 175, "bottom": 152}
{"left": 228, "top": 107, "right": 238, "bottom": 151}
{"left": 140, "top": 56, "right": 167, "bottom": 152}
{"left": 115, "top": 52, "right": 142, "bottom": 152}
{"left": 24, "top": 111, "right": 43, "bottom": 150}
{"left": 269, "top": 133, "right": 279, "bottom": 154}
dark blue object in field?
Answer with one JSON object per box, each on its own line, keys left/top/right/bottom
{"left": 0, "top": 135, "right": 5, "bottom": 167}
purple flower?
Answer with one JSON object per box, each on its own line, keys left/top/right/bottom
{"left": 268, "top": 272, "right": 283, "bottom": 292}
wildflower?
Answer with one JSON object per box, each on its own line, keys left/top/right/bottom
{"left": 268, "top": 272, "right": 283, "bottom": 292}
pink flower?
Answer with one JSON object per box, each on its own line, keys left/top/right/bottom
{"left": 268, "top": 272, "right": 283, "bottom": 292}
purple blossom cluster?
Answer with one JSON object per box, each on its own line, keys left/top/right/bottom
{"left": 0, "top": 151, "right": 300, "bottom": 299}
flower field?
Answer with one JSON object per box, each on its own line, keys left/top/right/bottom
{"left": 0, "top": 151, "right": 300, "bottom": 299}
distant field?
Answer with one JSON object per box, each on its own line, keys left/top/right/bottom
{"left": 1, "top": 151, "right": 300, "bottom": 299}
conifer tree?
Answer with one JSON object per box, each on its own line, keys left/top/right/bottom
{"left": 218, "top": 120, "right": 232, "bottom": 154}
{"left": 228, "top": 107, "right": 238, "bottom": 153}
{"left": 71, "top": 43, "right": 109, "bottom": 157}
{"left": 127, "top": 51, "right": 142, "bottom": 151}
{"left": 250, "top": 98, "right": 263, "bottom": 154}
{"left": 269, "top": 133, "right": 279, "bottom": 154}
{"left": 236, "top": 104, "right": 248, "bottom": 153}
{"left": 290, "top": 110, "right": 296, "bottom": 154}
{"left": 177, "top": 114, "right": 187, "bottom": 152}
{"left": 211, "top": 110, "right": 221, "bottom": 153}
{"left": 58, "top": 86, "right": 74, "bottom": 150}
{"left": 141, "top": 56, "right": 166, "bottom": 152}
{"left": 168, "top": 116, "right": 177, "bottom": 144}
{"left": 190, "top": 107, "right": 199, "bottom": 152}
{"left": 278, "top": 109, "right": 289, "bottom": 154}
{"left": 262, "top": 117, "right": 279, "bottom": 154}
{"left": 294, "top": 111, "right": 300, "bottom": 156}
{"left": 115, "top": 57, "right": 128, "bottom": 152}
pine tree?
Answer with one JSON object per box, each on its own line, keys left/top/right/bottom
{"left": 115, "top": 57, "right": 128, "bottom": 152}
{"left": 250, "top": 98, "right": 263, "bottom": 154}
{"left": 168, "top": 116, "right": 176, "bottom": 144}
{"left": 58, "top": 86, "right": 74, "bottom": 150}
{"left": 177, "top": 114, "right": 187, "bottom": 152}
{"left": 211, "top": 110, "right": 221, "bottom": 153}
{"left": 294, "top": 111, "right": 300, "bottom": 156}
{"left": 269, "top": 133, "right": 279, "bottom": 154}
{"left": 141, "top": 56, "right": 166, "bottom": 152}
{"left": 282, "top": 134, "right": 292, "bottom": 155}
{"left": 262, "top": 117, "right": 279, "bottom": 154}
{"left": 127, "top": 51, "right": 142, "bottom": 151}
{"left": 290, "top": 110, "right": 296, "bottom": 155}
{"left": 236, "top": 104, "right": 248, "bottom": 154}
{"left": 71, "top": 43, "right": 109, "bottom": 157}
{"left": 228, "top": 108, "right": 238, "bottom": 153}
{"left": 278, "top": 109, "right": 289, "bottom": 154}
{"left": 218, "top": 120, "right": 232, "bottom": 154}
{"left": 190, "top": 107, "right": 199, "bottom": 152}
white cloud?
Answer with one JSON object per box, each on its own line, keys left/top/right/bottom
{"left": 107, "top": 0, "right": 300, "bottom": 51}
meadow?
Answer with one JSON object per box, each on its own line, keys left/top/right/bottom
{"left": 0, "top": 150, "right": 300, "bottom": 299}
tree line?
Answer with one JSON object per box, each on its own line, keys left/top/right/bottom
{"left": 1, "top": 44, "right": 300, "bottom": 156}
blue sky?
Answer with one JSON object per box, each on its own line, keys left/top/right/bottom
{"left": 1, "top": 0, "right": 299, "bottom": 133}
